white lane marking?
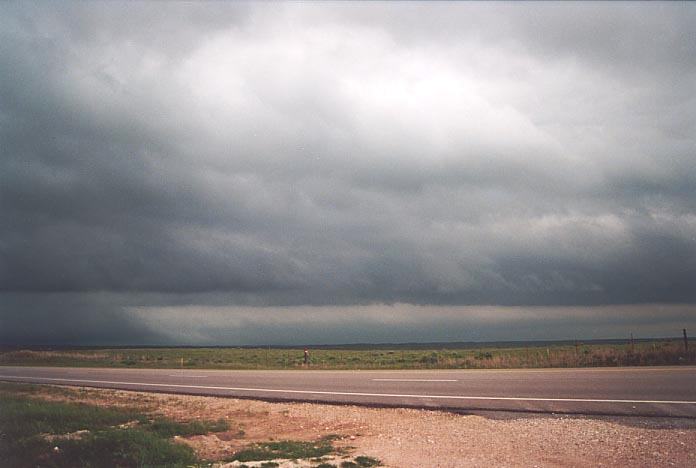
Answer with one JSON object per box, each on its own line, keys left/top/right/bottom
{"left": 372, "top": 379, "right": 458, "bottom": 382}
{"left": 1, "top": 374, "right": 695, "bottom": 405}
{"left": 167, "top": 375, "right": 208, "bottom": 378}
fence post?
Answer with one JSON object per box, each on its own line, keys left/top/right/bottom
{"left": 684, "top": 328, "right": 689, "bottom": 352}
{"left": 574, "top": 340, "right": 578, "bottom": 366}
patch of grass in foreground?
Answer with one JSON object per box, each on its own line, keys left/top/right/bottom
{"left": 231, "top": 439, "right": 334, "bottom": 462}
{"left": 354, "top": 455, "right": 381, "bottom": 467}
{"left": 228, "top": 437, "right": 380, "bottom": 466}
{"left": 147, "top": 417, "right": 229, "bottom": 437}
{"left": 0, "top": 394, "right": 144, "bottom": 439}
{"left": 38, "top": 428, "right": 197, "bottom": 468}
{"left": 0, "top": 391, "right": 228, "bottom": 467}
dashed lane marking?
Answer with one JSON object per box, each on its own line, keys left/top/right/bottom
{"left": 372, "top": 379, "right": 458, "bottom": 382}
{"left": 1, "top": 374, "right": 695, "bottom": 405}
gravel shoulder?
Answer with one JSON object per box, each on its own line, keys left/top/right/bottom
{"left": 13, "top": 384, "right": 696, "bottom": 467}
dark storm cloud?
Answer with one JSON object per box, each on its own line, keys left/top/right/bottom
{"left": 0, "top": 293, "right": 158, "bottom": 345}
{"left": 123, "top": 304, "right": 696, "bottom": 346}
{"left": 1, "top": 2, "right": 695, "bottom": 344}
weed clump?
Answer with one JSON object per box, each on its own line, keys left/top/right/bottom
{"left": 355, "top": 455, "right": 381, "bottom": 466}
{"left": 232, "top": 439, "right": 334, "bottom": 462}
{"left": 49, "top": 428, "right": 197, "bottom": 467}
{"left": 146, "top": 417, "right": 229, "bottom": 437}
{"left": 0, "top": 391, "right": 229, "bottom": 468}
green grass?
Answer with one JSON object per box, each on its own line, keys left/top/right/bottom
{"left": 0, "top": 394, "right": 144, "bottom": 438}
{"left": 146, "top": 417, "right": 229, "bottom": 437}
{"left": 354, "top": 455, "right": 381, "bottom": 467}
{"left": 40, "top": 428, "right": 198, "bottom": 468}
{"left": 226, "top": 436, "right": 374, "bottom": 466}
{"left": 230, "top": 439, "right": 334, "bottom": 462}
{"left": 0, "top": 390, "right": 229, "bottom": 467}
{"left": 1, "top": 339, "right": 693, "bottom": 370}
{"left": 0, "top": 384, "right": 379, "bottom": 467}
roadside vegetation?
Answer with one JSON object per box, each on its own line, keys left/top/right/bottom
{"left": 0, "top": 339, "right": 693, "bottom": 370}
{"left": 0, "top": 383, "right": 227, "bottom": 467}
{"left": 226, "top": 437, "right": 381, "bottom": 468}
{"left": 0, "top": 382, "right": 382, "bottom": 468}
{"left": 230, "top": 438, "right": 336, "bottom": 462}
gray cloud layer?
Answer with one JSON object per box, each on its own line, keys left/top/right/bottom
{"left": 1, "top": 3, "right": 695, "bottom": 344}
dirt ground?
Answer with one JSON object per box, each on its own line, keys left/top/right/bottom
{"left": 23, "top": 385, "right": 696, "bottom": 467}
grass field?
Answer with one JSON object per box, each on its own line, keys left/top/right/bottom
{"left": 0, "top": 382, "right": 381, "bottom": 467}
{"left": 1, "top": 339, "right": 693, "bottom": 370}
{"left": 0, "top": 382, "right": 222, "bottom": 467}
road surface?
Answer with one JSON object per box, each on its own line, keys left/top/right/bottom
{"left": 1, "top": 366, "right": 695, "bottom": 417}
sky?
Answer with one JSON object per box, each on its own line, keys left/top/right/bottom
{"left": 1, "top": 2, "right": 695, "bottom": 346}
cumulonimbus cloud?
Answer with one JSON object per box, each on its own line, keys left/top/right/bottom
{"left": 1, "top": 2, "right": 695, "bottom": 343}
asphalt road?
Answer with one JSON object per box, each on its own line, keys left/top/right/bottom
{"left": 1, "top": 366, "right": 695, "bottom": 417}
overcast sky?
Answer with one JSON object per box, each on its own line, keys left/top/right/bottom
{"left": 1, "top": 2, "right": 695, "bottom": 345}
